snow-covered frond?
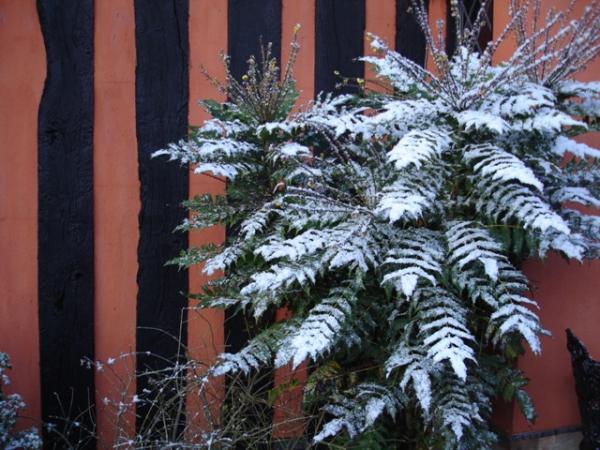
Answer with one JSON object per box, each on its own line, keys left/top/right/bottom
{"left": 455, "top": 110, "right": 510, "bottom": 134}
{"left": 282, "top": 199, "right": 348, "bottom": 231}
{"left": 152, "top": 138, "right": 256, "bottom": 164}
{"left": 513, "top": 109, "right": 586, "bottom": 133}
{"left": 361, "top": 34, "right": 430, "bottom": 93}
{"left": 558, "top": 80, "right": 600, "bottom": 118}
{"left": 275, "top": 285, "right": 358, "bottom": 368}
{"left": 539, "top": 229, "right": 587, "bottom": 260}
{"left": 381, "top": 229, "right": 445, "bottom": 298}
{"left": 432, "top": 380, "right": 482, "bottom": 441}
{"left": 314, "top": 383, "right": 405, "bottom": 443}
{"left": 558, "top": 80, "right": 600, "bottom": 97}
{"left": 257, "top": 94, "right": 360, "bottom": 138}
{"left": 473, "top": 176, "right": 570, "bottom": 235}
{"left": 357, "top": 99, "right": 443, "bottom": 140}
{"left": 414, "top": 288, "right": 476, "bottom": 381}
{"left": 551, "top": 187, "right": 600, "bottom": 208}
{"left": 487, "top": 262, "right": 542, "bottom": 354}
{"left": 326, "top": 233, "right": 378, "bottom": 273}
{"left": 197, "top": 296, "right": 246, "bottom": 310}
{"left": 210, "top": 321, "right": 297, "bottom": 377}
{"left": 241, "top": 260, "right": 320, "bottom": 299}
{"left": 193, "top": 161, "right": 259, "bottom": 180}
{"left": 198, "top": 118, "right": 250, "bottom": 136}
{"left": 255, "top": 229, "right": 329, "bottom": 262}
{"left": 271, "top": 142, "right": 311, "bottom": 161}
{"left": 551, "top": 136, "right": 600, "bottom": 159}
{"left": 254, "top": 217, "right": 375, "bottom": 273}
{"left": 375, "top": 162, "right": 446, "bottom": 223}
{"left": 560, "top": 163, "right": 600, "bottom": 191}
{"left": 451, "top": 267, "right": 498, "bottom": 308}
{"left": 562, "top": 209, "right": 600, "bottom": 257}
{"left": 445, "top": 221, "right": 507, "bottom": 281}
{"left": 239, "top": 201, "right": 279, "bottom": 240}
{"left": 385, "top": 342, "right": 434, "bottom": 414}
{"left": 483, "top": 83, "right": 554, "bottom": 118}
{"left": 464, "top": 143, "right": 544, "bottom": 192}
{"left": 202, "top": 244, "right": 245, "bottom": 276}
{"left": 388, "top": 127, "right": 452, "bottom": 170}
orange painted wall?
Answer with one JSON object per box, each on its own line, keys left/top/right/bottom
{"left": 493, "top": 0, "right": 600, "bottom": 435}
{"left": 93, "top": 0, "right": 139, "bottom": 446}
{"left": 0, "top": 0, "right": 44, "bottom": 430}
{"left": 187, "top": 0, "right": 228, "bottom": 433}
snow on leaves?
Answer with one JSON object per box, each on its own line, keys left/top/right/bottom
{"left": 446, "top": 221, "right": 507, "bottom": 281}
{"left": 381, "top": 230, "right": 444, "bottom": 298}
{"left": 463, "top": 144, "right": 544, "bottom": 193}
{"left": 275, "top": 286, "right": 357, "bottom": 369}
{"left": 388, "top": 127, "right": 451, "bottom": 170}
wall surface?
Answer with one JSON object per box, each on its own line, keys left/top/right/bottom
{"left": 0, "top": 0, "right": 598, "bottom": 448}
{"left": 0, "top": 0, "right": 44, "bottom": 432}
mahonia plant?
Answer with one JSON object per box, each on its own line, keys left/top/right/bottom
{"left": 155, "top": 2, "right": 600, "bottom": 448}
{"left": 0, "top": 353, "right": 42, "bottom": 450}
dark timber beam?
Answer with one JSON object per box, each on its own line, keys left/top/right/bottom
{"left": 37, "top": 0, "right": 95, "bottom": 447}
{"left": 134, "top": 0, "right": 190, "bottom": 432}
{"left": 396, "top": 0, "right": 428, "bottom": 66}
{"left": 315, "top": 0, "right": 365, "bottom": 96}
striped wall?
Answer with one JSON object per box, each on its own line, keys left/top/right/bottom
{"left": 0, "top": 1, "right": 598, "bottom": 448}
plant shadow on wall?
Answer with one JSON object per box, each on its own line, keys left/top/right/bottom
{"left": 53, "top": 0, "right": 600, "bottom": 448}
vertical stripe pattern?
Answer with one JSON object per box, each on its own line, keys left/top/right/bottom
{"left": 315, "top": 0, "right": 365, "bottom": 96}
{"left": 134, "top": 0, "right": 190, "bottom": 429}
{"left": 36, "top": 1, "right": 95, "bottom": 446}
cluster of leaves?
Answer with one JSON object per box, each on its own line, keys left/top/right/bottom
{"left": 155, "top": 2, "right": 600, "bottom": 448}
{"left": 0, "top": 353, "right": 42, "bottom": 450}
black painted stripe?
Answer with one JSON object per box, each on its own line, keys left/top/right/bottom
{"left": 315, "top": 0, "right": 365, "bottom": 96}
{"left": 445, "top": 0, "right": 494, "bottom": 56}
{"left": 396, "top": 0, "right": 428, "bottom": 66}
{"left": 226, "top": 0, "right": 282, "bottom": 354}
{"left": 36, "top": 1, "right": 95, "bottom": 447}
{"left": 134, "top": 0, "right": 190, "bottom": 431}
{"left": 228, "top": 0, "right": 282, "bottom": 84}
{"left": 446, "top": 0, "right": 457, "bottom": 56}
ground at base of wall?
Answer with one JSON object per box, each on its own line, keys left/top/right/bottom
{"left": 494, "top": 431, "right": 583, "bottom": 450}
